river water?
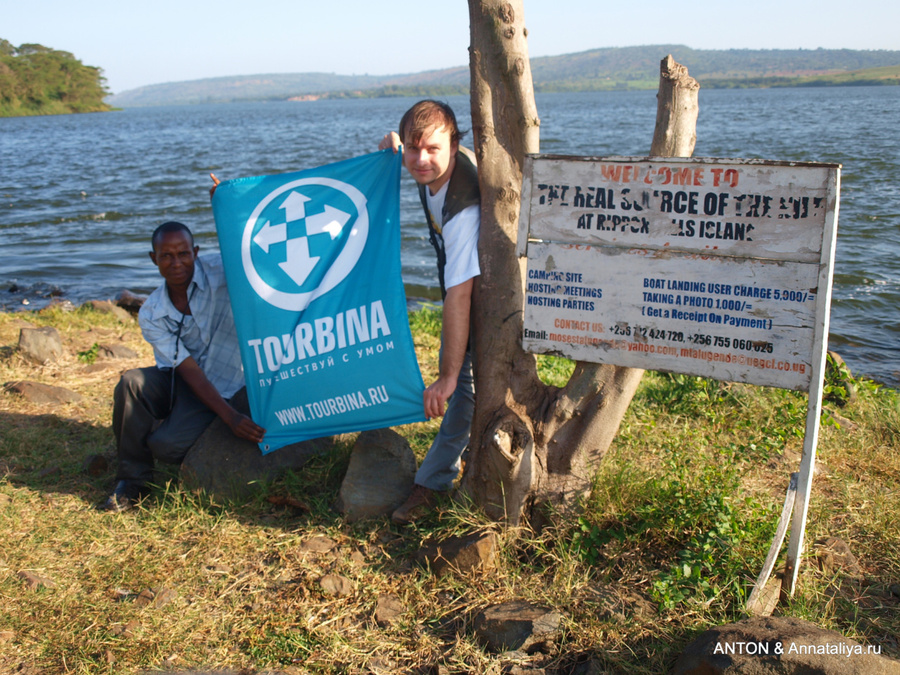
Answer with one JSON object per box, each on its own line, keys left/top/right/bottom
{"left": 1, "top": 88, "right": 898, "bottom": 387}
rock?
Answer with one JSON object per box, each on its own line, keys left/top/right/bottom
{"left": 132, "top": 587, "right": 177, "bottom": 608}
{"left": 110, "top": 619, "right": 140, "bottom": 636}
{"left": 86, "top": 299, "right": 133, "bottom": 323}
{"left": 265, "top": 494, "right": 310, "bottom": 511}
{"left": 298, "top": 535, "right": 337, "bottom": 555}
{"left": 152, "top": 588, "right": 178, "bottom": 609}
{"left": 375, "top": 593, "right": 404, "bottom": 626}
{"left": 47, "top": 298, "right": 74, "bottom": 311}
{"left": 18, "top": 570, "right": 57, "bottom": 590}
{"left": 99, "top": 343, "right": 139, "bottom": 360}
{"left": 17, "top": 326, "right": 64, "bottom": 364}
{"left": 583, "top": 583, "right": 656, "bottom": 622}
{"left": 179, "top": 390, "right": 329, "bottom": 500}
{"left": 569, "top": 657, "right": 606, "bottom": 675}
{"left": 506, "top": 666, "right": 548, "bottom": 675}
{"left": 672, "top": 616, "right": 900, "bottom": 674}
{"left": 473, "top": 601, "right": 561, "bottom": 654}
{"left": 116, "top": 290, "right": 146, "bottom": 315}
{"left": 418, "top": 530, "right": 499, "bottom": 577}
{"left": 82, "top": 362, "right": 116, "bottom": 374}
{"left": 319, "top": 574, "right": 353, "bottom": 597}
{"left": 336, "top": 428, "right": 416, "bottom": 521}
{"left": 4, "top": 381, "right": 83, "bottom": 405}
{"left": 82, "top": 454, "right": 109, "bottom": 477}
{"left": 38, "top": 466, "right": 61, "bottom": 479}
{"left": 815, "top": 537, "right": 863, "bottom": 578}
{"left": 134, "top": 589, "right": 155, "bottom": 607}
{"left": 366, "top": 656, "right": 397, "bottom": 674}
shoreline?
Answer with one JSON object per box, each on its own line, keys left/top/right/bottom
{"left": 1, "top": 293, "right": 895, "bottom": 392}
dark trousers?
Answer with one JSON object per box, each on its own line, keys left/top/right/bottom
{"left": 112, "top": 367, "right": 218, "bottom": 484}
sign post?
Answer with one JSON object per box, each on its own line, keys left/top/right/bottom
{"left": 518, "top": 154, "right": 840, "bottom": 598}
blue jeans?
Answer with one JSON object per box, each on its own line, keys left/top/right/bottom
{"left": 415, "top": 348, "right": 475, "bottom": 491}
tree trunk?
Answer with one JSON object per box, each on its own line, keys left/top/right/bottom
{"left": 463, "top": 7, "right": 700, "bottom": 526}
{"left": 651, "top": 55, "right": 700, "bottom": 157}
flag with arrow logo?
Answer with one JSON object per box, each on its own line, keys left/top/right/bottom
{"left": 212, "top": 150, "right": 426, "bottom": 453}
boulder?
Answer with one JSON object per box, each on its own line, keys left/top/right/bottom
{"left": 116, "top": 290, "right": 146, "bottom": 315}
{"left": 319, "top": 574, "right": 353, "bottom": 597}
{"left": 82, "top": 453, "right": 110, "bottom": 477}
{"left": 4, "top": 380, "right": 83, "bottom": 405}
{"left": 417, "top": 530, "right": 499, "bottom": 577}
{"left": 473, "top": 601, "right": 561, "bottom": 654}
{"left": 815, "top": 537, "right": 863, "bottom": 578}
{"left": 673, "top": 616, "right": 900, "bottom": 674}
{"left": 336, "top": 428, "right": 416, "bottom": 521}
{"left": 85, "top": 300, "right": 133, "bottom": 323}
{"left": 375, "top": 593, "right": 405, "bottom": 626}
{"left": 179, "top": 390, "right": 329, "bottom": 500}
{"left": 17, "top": 326, "right": 64, "bottom": 364}
{"left": 134, "top": 587, "right": 177, "bottom": 609}
{"left": 297, "top": 535, "right": 338, "bottom": 555}
{"left": 99, "top": 343, "right": 139, "bottom": 360}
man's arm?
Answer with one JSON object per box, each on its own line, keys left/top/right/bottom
{"left": 423, "top": 278, "right": 473, "bottom": 419}
{"left": 176, "top": 356, "right": 266, "bottom": 443}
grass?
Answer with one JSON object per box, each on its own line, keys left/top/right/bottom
{"left": 1, "top": 304, "right": 898, "bottom": 673}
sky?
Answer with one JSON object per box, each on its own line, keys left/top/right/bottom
{"left": 6, "top": 0, "right": 900, "bottom": 94}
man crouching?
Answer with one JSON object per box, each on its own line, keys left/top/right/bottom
{"left": 102, "top": 221, "right": 264, "bottom": 512}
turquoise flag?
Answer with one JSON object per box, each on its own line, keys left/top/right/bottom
{"left": 212, "top": 150, "right": 426, "bottom": 453}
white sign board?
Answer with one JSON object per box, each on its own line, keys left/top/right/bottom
{"left": 519, "top": 155, "right": 840, "bottom": 392}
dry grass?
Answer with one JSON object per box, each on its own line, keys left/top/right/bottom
{"left": 1, "top": 305, "right": 898, "bottom": 674}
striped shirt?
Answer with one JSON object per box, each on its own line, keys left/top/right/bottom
{"left": 139, "top": 254, "right": 245, "bottom": 399}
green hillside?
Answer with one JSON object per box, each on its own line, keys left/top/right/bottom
{"left": 109, "top": 45, "right": 900, "bottom": 107}
{"left": 531, "top": 46, "right": 900, "bottom": 91}
{"left": 0, "top": 39, "right": 110, "bottom": 117}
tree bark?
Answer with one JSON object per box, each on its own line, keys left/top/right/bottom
{"left": 463, "top": 11, "right": 700, "bottom": 526}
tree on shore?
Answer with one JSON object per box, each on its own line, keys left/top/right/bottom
{"left": 462, "top": 0, "right": 698, "bottom": 526}
{"left": 0, "top": 39, "right": 110, "bottom": 117}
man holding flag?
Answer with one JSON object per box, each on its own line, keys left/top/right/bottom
{"left": 379, "top": 100, "right": 480, "bottom": 524}
{"left": 102, "top": 221, "right": 265, "bottom": 512}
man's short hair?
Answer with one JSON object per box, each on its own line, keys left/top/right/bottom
{"left": 399, "top": 100, "right": 464, "bottom": 147}
{"left": 151, "top": 221, "right": 194, "bottom": 251}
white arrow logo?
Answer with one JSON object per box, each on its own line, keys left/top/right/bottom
{"left": 280, "top": 191, "right": 310, "bottom": 222}
{"left": 279, "top": 236, "right": 319, "bottom": 286}
{"left": 253, "top": 220, "right": 286, "bottom": 253}
{"left": 306, "top": 205, "right": 351, "bottom": 239}
{"left": 241, "top": 176, "right": 369, "bottom": 312}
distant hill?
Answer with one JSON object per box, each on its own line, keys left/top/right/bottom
{"left": 108, "top": 45, "right": 900, "bottom": 107}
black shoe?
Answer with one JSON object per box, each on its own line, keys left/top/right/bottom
{"left": 100, "top": 480, "right": 149, "bottom": 512}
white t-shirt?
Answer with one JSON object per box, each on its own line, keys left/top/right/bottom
{"left": 425, "top": 182, "right": 481, "bottom": 290}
